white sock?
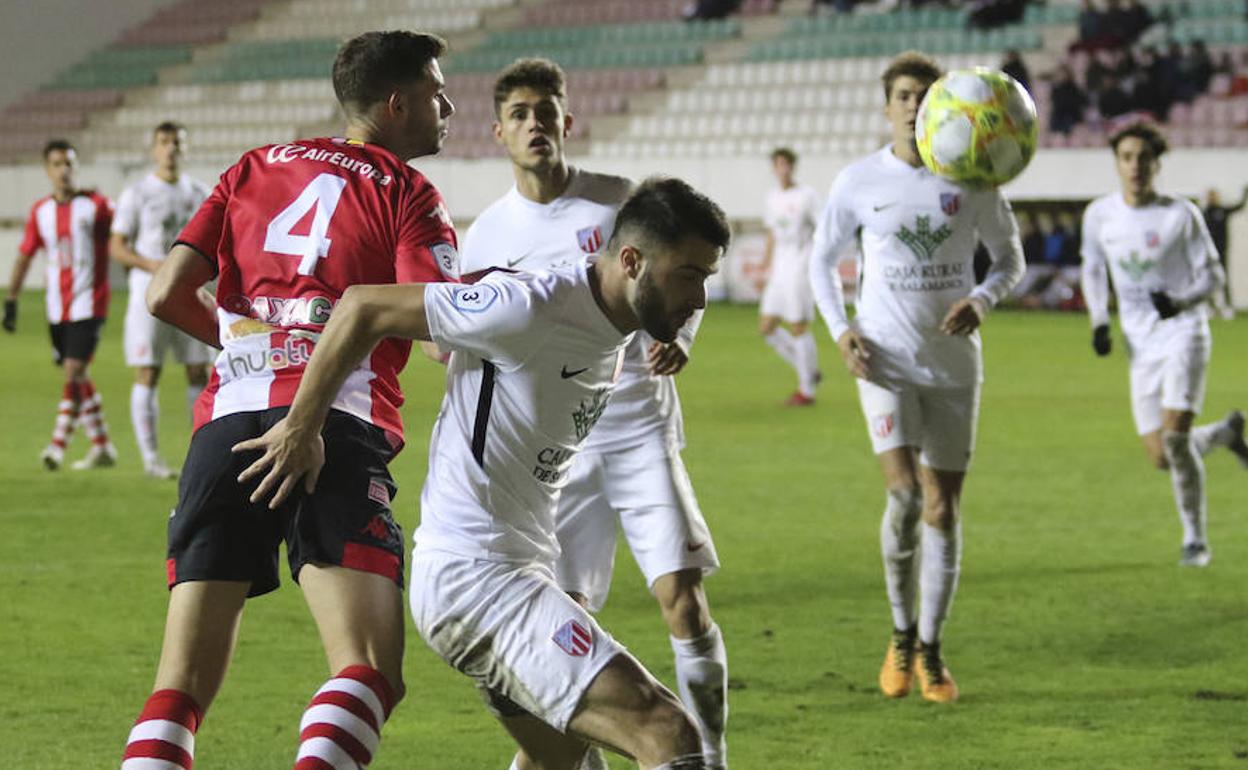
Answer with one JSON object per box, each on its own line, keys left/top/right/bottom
{"left": 1163, "top": 431, "right": 1207, "bottom": 546}
{"left": 507, "top": 758, "right": 521, "bottom": 770}
{"left": 670, "top": 623, "right": 727, "bottom": 766}
{"left": 129, "top": 383, "right": 159, "bottom": 464}
{"left": 880, "top": 487, "right": 923, "bottom": 631}
{"left": 793, "top": 331, "right": 819, "bottom": 397}
{"left": 1191, "top": 418, "right": 1233, "bottom": 457}
{"left": 763, "top": 327, "right": 799, "bottom": 370}
{"left": 918, "top": 521, "right": 962, "bottom": 646}
{"left": 186, "top": 383, "right": 204, "bottom": 423}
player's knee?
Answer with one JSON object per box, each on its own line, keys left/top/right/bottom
{"left": 633, "top": 693, "right": 701, "bottom": 763}
{"left": 922, "top": 494, "right": 958, "bottom": 529}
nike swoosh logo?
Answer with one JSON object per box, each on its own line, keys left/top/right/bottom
{"left": 686, "top": 541, "right": 706, "bottom": 552}
{"left": 507, "top": 254, "right": 529, "bottom": 268}
{"left": 561, "top": 365, "right": 589, "bottom": 379}
{"left": 872, "top": 203, "right": 895, "bottom": 212}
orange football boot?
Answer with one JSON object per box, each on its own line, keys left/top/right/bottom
{"left": 879, "top": 626, "right": 917, "bottom": 698}
{"left": 915, "top": 641, "right": 959, "bottom": 703}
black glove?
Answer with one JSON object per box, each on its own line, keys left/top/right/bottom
{"left": 2, "top": 299, "right": 15, "bottom": 333}
{"left": 1092, "top": 324, "right": 1111, "bottom": 356}
{"left": 1150, "top": 290, "right": 1179, "bottom": 319}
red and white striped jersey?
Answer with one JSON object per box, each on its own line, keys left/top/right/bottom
{"left": 176, "top": 137, "right": 460, "bottom": 446}
{"left": 19, "top": 191, "right": 113, "bottom": 323}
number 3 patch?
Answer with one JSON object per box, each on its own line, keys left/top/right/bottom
{"left": 431, "top": 242, "right": 459, "bottom": 280}
{"left": 452, "top": 284, "right": 499, "bottom": 313}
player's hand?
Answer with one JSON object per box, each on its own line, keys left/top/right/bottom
{"left": 1150, "top": 290, "right": 1180, "bottom": 319}
{"left": 232, "top": 418, "right": 325, "bottom": 510}
{"left": 1092, "top": 324, "right": 1111, "bottom": 356}
{"left": 940, "top": 297, "right": 987, "bottom": 336}
{"left": 2, "top": 299, "right": 15, "bottom": 333}
{"left": 837, "top": 329, "right": 871, "bottom": 379}
{"left": 648, "top": 341, "right": 689, "bottom": 376}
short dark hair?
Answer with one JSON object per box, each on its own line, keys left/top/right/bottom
{"left": 881, "top": 51, "right": 943, "bottom": 101}
{"left": 771, "top": 147, "right": 797, "bottom": 165}
{"left": 43, "top": 138, "right": 74, "bottom": 160}
{"left": 1109, "top": 121, "right": 1168, "bottom": 158}
{"left": 153, "top": 120, "right": 185, "bottom": 138}
{"left": 608, "top": 177, "right": 731, "bottom": 254}
{"left": 493, "top": 57, "right": 566, "bottom": 117}
{"left": 332, "top": 31, "right": 447, "bottom": 114}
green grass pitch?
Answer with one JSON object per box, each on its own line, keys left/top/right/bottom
{"left": 1, "top": 294, "right": 1245, "bottom": 768}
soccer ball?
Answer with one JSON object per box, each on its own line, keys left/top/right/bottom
{"left": 915, "top": 68, "right": 1038, "bottom": 188}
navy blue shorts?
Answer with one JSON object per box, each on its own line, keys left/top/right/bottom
{"left": 166, "top": 408, "right": 404, "bottom": 598}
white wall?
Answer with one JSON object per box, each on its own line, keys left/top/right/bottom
{"left": 0, "top": 0, "right": 179, "bottom": 110}
{"left": 2, "top": 148, "right": 1246, "bottom": 306}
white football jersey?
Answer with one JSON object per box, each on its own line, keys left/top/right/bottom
{"left": 461, "top": 167, "right": 694, "bottom": 451}
{"left": 1080, "top": 192, "right": 1223, "bottom": 356}
{"left": 764, "top": 182, "right": 821, "bottom": 262}
{"left": 112, "top": 173, "right": 211, "bottom": 293}
{"left": 417, "top": 261, "right": 631, "bottom": 564}
{"left": 810, "top": 147, "right": 1024, "bottom": 387}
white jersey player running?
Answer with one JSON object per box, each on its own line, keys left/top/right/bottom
{"left": 240, "top": 177, "right": 730, "bottom": 770}
{"left": 110, "top": 122, "right": 212, "bottom": 478}
{"left": 809, "top": 52, "right": 1024, "bottom": 704}
{"left": 1080, "top": 122, "right": 1248, "bottom": 568}
{"left": 460, "top": 59, "right": 729, "bottom": 770}
{"left": 759, "top": 147, "right": 823, "bottom": 406}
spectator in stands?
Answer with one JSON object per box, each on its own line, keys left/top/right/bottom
{"left": 1049, "top": 64, "right": 1089, "bottom": 134}
{"left": 1121, "top": 0, "right": 1154, "bottom": 41}
{"left": 1102, "top": 0, "right": 1133, "bottom": 45}
{"left": 1203, "top": 186, "right": 1247, "bottom": 314}
{"left": 1013, "top": 212, "right": 1053, "bottom": 303}
{"left": 1001, "top": 49, "right": 1031, "bottom": 91}
{"left": 1097, "top": 73, "right": 1133, "bottom": 118}
{"left": 1086, "top": 50, "right": 1111, "bottom": 93}
{"left": 969, "top": 0, "right": 1027, "bottom": 29}
{"left": 1077, "top": 0, "right": 1106, "bottom": 47}
{"left": 1132, "top": 47, "right": 1172, "bottom": 119}
{"left": 1188, "top": 39, "right": 1214, "bottom": 94}
{"left": 683, "top": 0, "right": 742, "bottom": 20}
{"left": 1167, "top": 41, "right": 1199, "bottom": 103}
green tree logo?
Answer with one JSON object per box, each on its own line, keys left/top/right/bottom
{"left": 896, "top": 216, "right": 953, "bottom": 262}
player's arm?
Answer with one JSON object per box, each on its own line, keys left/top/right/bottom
{"left": 942, "top": 194, "right": 1025, "bottom": 335}
{"left": 1153, "top": 203, "right": 1227, "bottom": 319}
{"left": 759, "top": 230, "right": 774, "bottom": 275}
{"left": 649, "top": 308, "right": 703, "bottom": 376}
{"left": 147, "top": 244, "right": 220, "bottom": 348}
{"left": 235, "top": 283, "right": 434, "bottom": 508}
{"left": 109, "top": 233, "right": 161, "bottom": 274}
{"left": 4, "top": 252, "right": 35, "bottom": 333}
{"left": 1079, "top": 204, "right": 1113, "bottom": 355}
{"left": 810, "top": 178, "right": 870, "bottom": 378}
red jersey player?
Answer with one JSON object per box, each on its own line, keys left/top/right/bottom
{"left": 5, "top": 138, "right": 117, "bottom": 471}
{"left": 118, "top": 31, "right": 457, "bottom": 770}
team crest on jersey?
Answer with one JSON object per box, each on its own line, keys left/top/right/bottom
{"left": 552, "top": 619, "right": 592, "bottom": 657}
{"left": 1118, "top": 251, "right": 1157, "bottom": 281}
{"left": 939, "top": 193, "right": 962, "bottom": 216}
{"left": 452, "top": 284, "right": 499, "bottom": 313}
{"left": 576, "top": 225, "right": 604, "bottom": 254}
{"left": 873, "top": 413, "right": 895, "bottom": 439}
{"left": 1144, "top": 230, "right": 1160, "bottom": 248}
{"left": 896, "top": 216, "right": 953, "bottom": 262}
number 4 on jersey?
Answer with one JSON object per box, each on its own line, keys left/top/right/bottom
{"left": 264, "top": 173, "right": 348, "bottom": 276}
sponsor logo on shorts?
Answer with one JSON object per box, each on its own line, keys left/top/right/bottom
{"left": 367, "top": 478, "right": 390, "bottom": 506}
{"left": 873, "top": 413, "right": 895, "bottom": 439}
{"left": 552, "top": 619, "right": 592, "bottom": 657}
{"left": 360, "top": 515, "right": 390, "bottom": 540}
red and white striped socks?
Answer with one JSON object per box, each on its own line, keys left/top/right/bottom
{"left": 49, "top": 381, "right": 82, "bottom": 450}
{"left": 121, "top": 689, "right": 203, "bottom": 770}
{"left": 293, "top": 665, "right": 395, "bottom": 769}
{"left": 78, "top": 379, "right": 112, "bottom": 447}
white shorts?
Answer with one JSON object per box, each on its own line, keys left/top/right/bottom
{"left": 410, "top": 546, "right": 625, "bottom": 732}
{"left": 857, "top": 378, "right": 980, "bottom": 472}
{"left": 759, "top": 261, "right": 814, "bottom": 324}
{"left": 555, "top": 439, "right": 718, "bottom": 613}
{"left": 124, "top": 291, "right": 213, "bottom": 368}
{"left": 1128, "top": 332, "right": 1209, "bottom": 435}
